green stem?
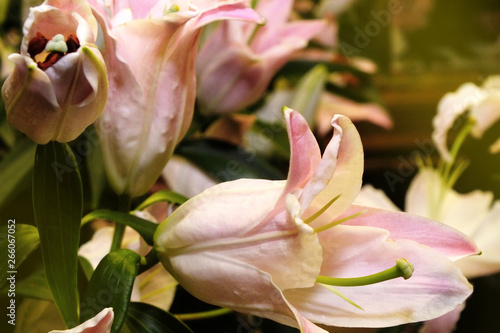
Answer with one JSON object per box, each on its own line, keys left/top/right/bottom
{"left": 137, "top": 248, "right": 160, "bottom": 275}
{"left": 110, "top": 194, "right": 131, "bottom": 252}
{"left": 442, "top": 119, "right": 475, "bottom": 183}
{"left": 175, "top": 308, "right": 233, "bottom": 321}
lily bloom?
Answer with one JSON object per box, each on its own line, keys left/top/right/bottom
{"left": 155, "top": 108, "right": 478, "bottom": 331}
{"left": 88, "top": 0, "right": 262, "bottom": 197}
{"left": 196, "top": 0, "right": 326, "bottom": 115}
{"left": 49, "top": 307, "right": 114, "bottom": 333}
{"left": 432, "top": 76, "right": 500, "bottom": 160}
{"left": 1, "top": 0, "right": 107, "bottom": 144}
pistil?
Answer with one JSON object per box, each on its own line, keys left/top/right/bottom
{"left": 316, "top": 258, "right": 414, "bottom": 287}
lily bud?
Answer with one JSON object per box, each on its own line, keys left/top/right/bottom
{"left": 1, "top": 0, "right": 108, "bottom": 144}
{"left": 196, "top": 0, "right": 326, "bottom": 115}
{"left": 89, "top": 0, "right": 262, "bottom": 197}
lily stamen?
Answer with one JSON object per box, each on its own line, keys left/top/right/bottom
{"left": 316, "top": 259, "right": 414, "bottom": 287}
{"left": 303, "top": 194, "right": 341, "bottom": 224}
{"left": 313, "top": 210, "right": 366, "bottom": 234}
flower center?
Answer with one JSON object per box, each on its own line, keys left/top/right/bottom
{"left": 27, "top": 32, "right": 80, "bottom": 70}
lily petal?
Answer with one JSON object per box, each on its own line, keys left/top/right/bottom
{"left": 432, "top": 82, "right": 485, "bottom": 161}
{"left": 406, "top": 168, "right": 494, "bottom": 236}
{"left": 280, "top": 107, "right": 322, "bottom": 200}
{"left": 341, "top": 205, "right": 479, "bottom": 261}
{"left": 420, "top": 303, "right": 465, "bottom": 333}
{"left": 49, "top": 307, "right": 113, "bottom": 333}
{"left": 354, "top": 185, "right": 401, "bottom": 212}
{"left": 284, "top": 225, "right": 472, "bottom": 328}
{"left": 301, "top": 115, "right": 364, "bottom": 222}
{"left": 456, "top": 201, "right": 500, "bottom": 278}
{"left": 163, "top": 251, "right": 326, "bottom": 333}
{"left": 155, "top": 179, "right": 286, "bottom": 249}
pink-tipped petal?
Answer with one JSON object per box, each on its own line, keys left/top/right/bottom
{"left": 280, "top": 108, "right": 322, "bottom": 199}
{"left": 284, "top": 225, "right": 473, "bottom": 328}
{"left": 341, "top": 205, "right": 479, "bottom": 260}
{"left": 49, "top": 307, "right": 113, "bottom": 333}
{"left": 301, "top": 115, "right": 364, "bottom": 222}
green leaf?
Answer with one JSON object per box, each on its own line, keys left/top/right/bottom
{"left": 135, "top": 190, "right": 188, "bottom": 211}
{"left": 0, "top": 223, "right": 40, "bottom": 289}
{"left": 81, "top": 249, "right": 141, "bottom": 333}
{"left": 290, "top": 64, "right": 328, "bottom": 127}
{"left": 0, "top": 267, "right": 53, "bottom": 301}
{"left": 81, "top": 209, "right": 158, "bottom": 246}
{"left": 250, "top": 120, "right": 290, "bottom": 159}
{"left": 33, "top": 142, "right": 83, "bottom": 328}
{"left": 176, "top": 139, "right": 285, "bottom": 182}
{"left": 78, "top": 255, "right": 94, "bottom": 281}
{"left": 0, "top": 138, "right": 36, "bottom": 211}
{"left": 126, "top": 302, "right": 193, "bottom": 333}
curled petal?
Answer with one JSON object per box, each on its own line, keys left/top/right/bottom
{"left": 301, "top": 115, "right": 364, "bottom": 222}
{"left": 280, "top": 107, "right": 322, "bottom": 200}
{"left": 49, "top": 307, "right": 113, "bottom": 333}
{"left": 432, "top": 82, "right": 485, "bottom": 161}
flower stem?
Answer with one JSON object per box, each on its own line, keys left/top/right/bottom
{"left": 441, "top": 118, "right": 475, "bottom": 183}
{"left": 110, "top": 194, "right": 131, "bottom": 252}
{"left": 175, "top": 308, "right": 233, "bottom": 321}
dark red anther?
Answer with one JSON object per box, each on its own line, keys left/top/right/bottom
{"left": 27, "top": 32, "right": 48, "bottom": 58}
{"left": 66, "top": 34, "right": 80, "bottom": 53}
{"left": 37, "top": 52, "right": 64, "bottom": 70}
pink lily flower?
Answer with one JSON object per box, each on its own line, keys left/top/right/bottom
{"left": 88, "top": 0, "right": 262, "bottom": 197}
{"left": 1, "top": 0, "right": 108, "bottom": 144}
{"left": 154, "top": 108, "right": 478, "bottom": 331}
{"left": 49, "top": 307, "right": 113, "bottom": 333}
{"left": 196, "top": 0, "right": 326, "bottom": 115}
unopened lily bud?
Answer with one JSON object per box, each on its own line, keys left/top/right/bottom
{"left": 1, "top": 0, "right": 108, "bottom": 144}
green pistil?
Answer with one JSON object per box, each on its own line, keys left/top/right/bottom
{"left": 303, "top": 194, "right": 341, "bottom": 224}
{"left": 45, "top": 34, "right": 68, "bottom": 53}
{"left": 316, "top": 259, "right": 414, "bottom": 287}
{"left": 164, "top": 4, "right": 180, "bottom": 15}
{"left": 313, "top": 211, "right": 366, "bottom": 234}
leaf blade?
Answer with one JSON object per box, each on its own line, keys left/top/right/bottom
{"left": 33, "top": 142, "right": 82, "bottom": 327}
{"left": 80, "top": 249, "right": 141, "bottom": 333}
